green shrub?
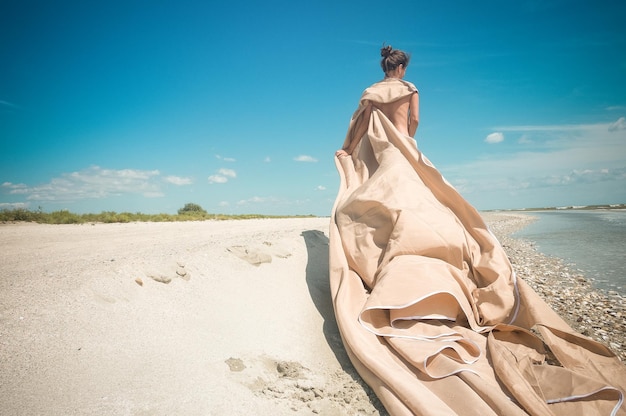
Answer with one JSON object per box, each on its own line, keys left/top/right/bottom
{"left": 177, "top": 203, "right": 207, "bottom": 215}
{"left": 47, "top": 210, "right": 82, "bottom": 224}
{"left": 0, "top": 208, "right": 31, "bottom": 222}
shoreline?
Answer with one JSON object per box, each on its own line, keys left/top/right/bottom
{"left": 482, "top": 212, "right": 625, "bottom": 362}
{"left": 0, "top": 213, "right": 622, "bottom": 415}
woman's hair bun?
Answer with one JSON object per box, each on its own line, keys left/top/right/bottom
{"left": 380, "top": 45, "right": 393, "bottom": 58}
{"left": 379, "top": 44, "right": 410, "bottom": 74}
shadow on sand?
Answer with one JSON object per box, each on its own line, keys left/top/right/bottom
{"left": 301, "top": 229, "right": 388, "bottom": 415}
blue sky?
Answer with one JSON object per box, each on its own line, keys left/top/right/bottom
{"left": 1, "top": 0, "right": 625, "bottom": 216}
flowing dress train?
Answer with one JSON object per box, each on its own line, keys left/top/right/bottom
{"left": 329, "top": 78, "right": 626, "bottom": 415}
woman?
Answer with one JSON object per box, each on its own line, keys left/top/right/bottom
{"left": 336, "top": 45, "right": 419, "bottom": 157}
{"left": 329, "top": 45, "right": 625, "bottom": 416}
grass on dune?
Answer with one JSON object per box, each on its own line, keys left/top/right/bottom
{"left": 0, "top": 205, "right": 317, "bottom": 225}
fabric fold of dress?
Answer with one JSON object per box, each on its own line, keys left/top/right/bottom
{"left": 329, "top": 78, "right": 626, "bottom": 415}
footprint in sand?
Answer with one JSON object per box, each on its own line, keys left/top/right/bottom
{"left": 225, "top": 357, "right": 246, "bottom": 372}
{"left": 225, "top": 356, "right": 382, "bottom": 415}
{"left": 227, "top": 246, "right": 272, "bottom": 266}
{"left": 145, "top": 261, "right": 191, "bottom": 284}
{"left": 175, "top": 262, "right": 190, "bottom": 281}
{"left": 263, "top": 241, "right": 292, "bottom": 259}
{"left": 227, "top": 242, "right": 292, "bottom": 266}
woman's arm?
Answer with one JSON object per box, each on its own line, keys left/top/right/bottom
{"left": 337, "top": 104, "right": 372, "bottom": 157}
{"left": 408, "top": 92, "right": 419, "bottom": 137}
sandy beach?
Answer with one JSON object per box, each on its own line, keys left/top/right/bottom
{"left": 0, "top": 213, "right": 623, "bottom": 415}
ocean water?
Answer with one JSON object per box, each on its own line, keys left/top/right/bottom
{"left": 512, "top": 209, "right": 626, "bottom": 295}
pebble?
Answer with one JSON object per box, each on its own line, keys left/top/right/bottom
{"left": 483, "top": 212, "right": 626, "bottom": 363}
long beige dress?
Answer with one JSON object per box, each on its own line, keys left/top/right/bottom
{"left": 329, "top": 78, "right": 626, "bottom": 415}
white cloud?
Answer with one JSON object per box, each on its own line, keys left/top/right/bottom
{"left": 164, "top": 175, "right": 192, "bottom": 185}
{"left": 208, "top": 175, "right": 228, "bottom": 184}
{"left": 218, "top": 168, "right": 236, "bottom": 178}
{"left": 315, "top": 185, "right": 326, "bottom": 191}
{"left": 439, "top": 120, "right": 626, "bottom": 209}
{"left": 0, "top": 100, "right": 20, "bottom": 110}
{"left": 493, "top": 123, "right": 603, "bottom": 132}
{"left": 294, "top": 155, "right": 318, "bottom": 162}
{"left": 235, "top": 196, "right": 317, "bottom": 208}
{"left": 608, "top": 117, "right": 626, "bottom": 132}
{"left": 523, "top": 167, "right": 625, "bottom": 187}
{"left": 1, "top": 166, "right": 164, "bottom": 202}
{"left": 234, "top": 196, "right": 316, "bottom": 209}
{"left": 208, "top": 168, "right": 237, "bottom": 184}
{"left": 2, "top": 182, "right": 29, "bottom": 194}
{"left": 485, "top": 132, "right": 504, "bottom": 144}
{"left": 215, "top": 155, "right": 236, "bottom": 162}
{"left": 237, "top": 196, "right": 275, "bottom": 205}
{"left": 0, "top": 202, "right": 28, "bottom": 209}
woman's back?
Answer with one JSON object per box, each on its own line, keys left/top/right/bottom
{"left": 376, "top": 94, "right": 414, "bottom": 137}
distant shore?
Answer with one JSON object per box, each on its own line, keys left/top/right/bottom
{"left": 487, "top": 202, "right": 626, "bottom": 212}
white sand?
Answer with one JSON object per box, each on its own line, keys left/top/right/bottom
{"left": 0, "top": 218, "right": 383, "bottom": 415}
